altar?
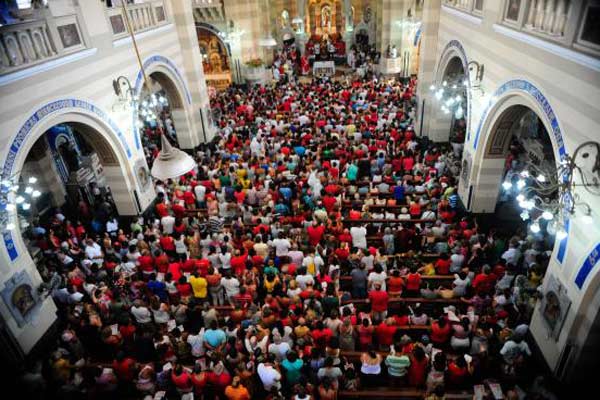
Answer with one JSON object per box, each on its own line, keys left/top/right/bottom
{"left": 378, "top": 57, "right": 402, "bottom": 75}
{"left": 313, "top": 61, "right": 335, "bottom": 77}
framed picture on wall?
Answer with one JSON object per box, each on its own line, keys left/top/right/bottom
{"left": 1, "top": 270, "right": 40, "bottom": 328}
{"left": 540, "top": 275, "right": 571, "bottom": 341}
{"left": 58, "top": 24, "right": 82, "bottom": 49}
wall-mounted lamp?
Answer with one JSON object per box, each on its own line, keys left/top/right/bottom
{"left": 467, "top": 61, "right": 484, "bottom": 85}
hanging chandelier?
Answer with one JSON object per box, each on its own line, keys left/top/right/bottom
{"left": 502, "top": 141, "right": 600, "bottom": 238}
{"left": 429, "top": 61, "right": 484, "bottom": 119}
{"left": 218, "top": 20, "right": 245, "bottom": 44}
{"left": 429, "top": 77, "right": 467, "bottom": 119}
{"left": 0, "top": 174, "right": 41, "bottom": 232}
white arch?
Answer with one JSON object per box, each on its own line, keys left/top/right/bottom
{"left": 1, "top": 98, "right": 141, "bottom": 263}
{"left": 132, "top": 55, "right": 199, "bottom": 149}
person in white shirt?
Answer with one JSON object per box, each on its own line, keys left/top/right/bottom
{"left": 501, "top": 242, "right": 521, "bottom": 266}
{"left": 450, "top": 247, "right": 466, "bottom": 273}
{"left": 367, "top": 264, "right": 387, "bottom": 291}
{"left": 187, "top": 327, "right": 205, "bottom": 358}
{"left": 257, "top": 356, "right": 282, "bottom": 391}
{"left": 84, "top": 239, "right": 103, "bottom": 264}
{"left": 295, "top": 267, "right": 315, "bottom": 290}
{"left": 268, "top": 334, "right": 291, "bottom": 362}
{"left": 131, "top": 300, "right": 152, "bottom": 324}
{"left": 161, "top": 215, "right": 175, "bottom": 234}
{"left": 194, "top": 184, "right": 206, "bottom": 206}
{"left": 106, "top": 218, "right": 119, "bottom": 237}
{"left": 220, "top": 271, "right": 240, "bottom": 302}
{"left": 350, "top": 225, "right": 367, "bottom": 249}
{"left": 271, "top": 235, "right": 291, "bottom": 257}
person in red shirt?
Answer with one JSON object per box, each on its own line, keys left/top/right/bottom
{"left": 447, "top": 356, "right": 470, "bottom": 387}
{"left": 230, "top": 249, "right": 247, "bottom": 277}
{"left": 176, "top": 276, "right": 192, "bottom": 300}
{"left": 368, "top": 284, "right": 389, "bottom": 322}
{"left": 155, "top": 250, "right": 169, "bottom": 274}
{"left": 232, "top": 286, "right": 253, "bottom": 308}
{"left": 171, "top": 364, "right": 193, "bottom": 394}
{"left": 435, "top": 253, "right": 451, "bottom": 275}
{"left": 405, "top": 267, "right": 422, "bottom": 296}
{"left": 388, "top": 269, "right": 404, "bottom": 297}
{"left": 472, "top": 265, "right": 497, "bottom": 295}
{"left": 376, "top": 319, "right": 397, "bottom": 350}
{"left": 160, "top": 232, "right": 176, "bottom": 255}
{"left": 430, "top": 317, "right": 452, "bottom": 347}
{"left": 307, "top": 221, "right": 325, "bottom": 247}
{"left": 172, "top": 201, "right": 186, "bottom": 219}
{"left": 358, "top": 318, "right": 374, "bottom": 351}
{"left": 311, "top": 321, "right": 333, "bottom": 349}
{"left": 112, "top": 352, "right": 137, "bottom": 383}
{"left": 183, "top": 189, "right": 195, "bottom": 208}
{"left": 348, "top": 209, "right": 361, "bottom": 220}
{"left": 408, "top": 346, "right": 428, "bottom": 387}
{"left": 168, "top": 261, "right": 182, "bottom": 282}
{"left": 138, "top": 250, "right": 155, "bottom": 277}
{"left": 322, "top": 193, "right": 337, "bottom": 213}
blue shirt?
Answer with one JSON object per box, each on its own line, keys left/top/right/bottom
{"left": 279, "top": 187, "right": 292, "bottom": 200}
{"left": 294, "top": 146, "right": 306, "bottom": 156}
{"left": 148, "top": 280, "right": 167, "bottom": 301}
{"left": 204, "top": 329, "right": 226, "bottom": 348}
{"left": 394, "top": 185, "right": 405, "bottom": 201}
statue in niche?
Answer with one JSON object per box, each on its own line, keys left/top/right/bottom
{"left": 281, "top": 10, "right": 290, "bottom": 29}
{"left": 343, "top": 0, "right": 353, "bottom": 31}
{"left": 321, "top": 5, "right": 332, "bottom": 32}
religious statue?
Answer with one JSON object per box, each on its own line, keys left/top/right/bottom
{"left": 301, "top": 54, "right": 310, "bottom": 75}
{"left": 321, "top": 5, "right": 332, "bottom": 32}
{"left": 343, "top": 0, "right": 353, "bottom": 31}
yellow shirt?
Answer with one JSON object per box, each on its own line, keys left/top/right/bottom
{"left": 294, "top": 325, "right": 310, "bottom": 338}
{"left": 190, "top": 276, "right": 208, "bottom": 298}
{"left": 422, "top": 263, "right": 436, "bottom": 276}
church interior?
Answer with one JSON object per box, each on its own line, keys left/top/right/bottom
{"left": 0, "top": 0, "right": 599, "bottom": 399}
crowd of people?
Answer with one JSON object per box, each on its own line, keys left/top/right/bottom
{"left": 20, "top": 73, "right": 557, "bottom": 400}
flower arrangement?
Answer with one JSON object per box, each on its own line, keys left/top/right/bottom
{"left": 245, "top": 58, "right": 264, "bottom": 68}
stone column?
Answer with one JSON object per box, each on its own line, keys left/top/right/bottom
{"left": 169, "top": 0, "right": 214, "bottom": 146}
{"left": 414, "top": 0, "right": 441, "bottom": 138}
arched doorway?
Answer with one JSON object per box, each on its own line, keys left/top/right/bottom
{"left": 196, "top": 25, "right": 232, "bottom": 91}
{"left": 429, "top": 55, "right": 468, "bottom": 145}
{"left": 136, "top": 69, "right": 190, "bottom": 168}
{"left": 134, "top": 56, "right": 202, "bottom": 150}
{"left": 1, "top": 99, "right": 153, "bottom": 264}
{"left": 475, "top": 104, "right": 558, "bottom": 235}
{"left": 467, "top": 82, "right": 572, "bottom": 269}
{"left": 20, "top": 121, "right": 134, "bottom": 252}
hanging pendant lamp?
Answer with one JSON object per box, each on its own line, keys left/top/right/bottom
{"left": 150, "top": 135, "right": 196, "bottom": 180}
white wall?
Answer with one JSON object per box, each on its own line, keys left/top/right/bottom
{"left": 419, "top": 0, "right": 600, "bottom": 378}
{"left": 0, "top": 0, "right": 210, "bottom": 354}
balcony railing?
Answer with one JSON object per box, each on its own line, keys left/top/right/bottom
{"left": 0, "top": 10, "right": 87, "bottom": 76}
{"left": 500, "top": 0, "right": 599, "bottom": 58}
{"left": 443, "top": 0, "right": 484, "bottom": 15}
{"left": 106, "top": 0, "right": 168, "bottom": 39}
{"left": 0, "top": 19, "right": 56, "bottom": 74}
{"left": 521, "top": 0, "right": 570, "bottom": 38}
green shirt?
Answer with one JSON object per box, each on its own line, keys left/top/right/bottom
{"left": 385, "top": 354, "right": 410, "bottom": 377}
{"left": 281, "top": 358, "right": 303, "bottom": 384}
